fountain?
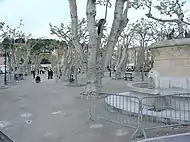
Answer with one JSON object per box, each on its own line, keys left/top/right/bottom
{"left": 127, "top": 38, "right": 190, "bottom": 96}
{"left": 105, "top": 38, "right": 190, "bottom": 122}
{"left": 149, "top": 38, "right": 190, "bottom": 89}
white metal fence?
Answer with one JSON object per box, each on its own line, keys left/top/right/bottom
{"left": 89, "top": 92, "right": 190, "bottom": 140}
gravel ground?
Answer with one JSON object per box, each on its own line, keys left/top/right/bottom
{"left": 0, "top": 74, "right": 136, "bottom": 142}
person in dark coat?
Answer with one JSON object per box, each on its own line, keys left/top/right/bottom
{"left": 32, "top": 70, "right": 36, "bottom": 79}
{"left": 47, "top": 69, "right": 50, "bottom": 79}
{"left": 108, "top": 68, "right": 111, "bottom": 77}
{"left": 35, "top": 76, "right": 41, "bottom": 83}
{"left": 50, "top": 69, "right": 53, "bottom": 79}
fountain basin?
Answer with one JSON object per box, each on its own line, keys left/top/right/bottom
{"left": 105, "top": 93, "right": 190, "bottom": 123}
{"left": 126, "top": 82, "right": 160, "bottom": 95}
{"left": 126, "top": 82, "right": 190, "bottom": 111}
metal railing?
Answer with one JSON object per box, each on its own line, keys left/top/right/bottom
{"left": 89, "top": 92, "right": 190, "bottom": 140}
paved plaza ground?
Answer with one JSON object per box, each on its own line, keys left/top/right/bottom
{"left": 0, "top": 73, "right": 137, "bottom": 142}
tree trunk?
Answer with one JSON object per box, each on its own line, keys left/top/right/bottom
{"left": 140, "top": 40, "right": 145, "bottom": 81}
{"left": 11, "top": 48, "right": 17, "bottom": 76}
{"left": 103, "top": 0, "right": 129, "bottom": 69}
{"left": 63, "top": 49, "right": 70, "bottom": 76}
{"left": 115, "top": 45, "right": 123, "bottom": 79}
{"left": 19, "top": 46, "right": 31, "bottom": 75}
{"left": 68, "top": 0, "right": 130, "bottom": 95}
{"left": 84, "top": 0, "right": 99, "bottom": 94}
{"left": 68, "top": 0, "right": 87, "bottom": 63}
{"left": 115, "top": 45, "right": 122, "bottom": 69}
{"left": 15, "top": 48, "right": 20, "bottom": 70}
{"left": 178, "top": 21, "right": 184, "bottom": 38}
{"left": 115, "top": 44, "right": 129, "bottom": 79}
{"left": 67, "top": 49, "right": 73, "bottom": 80}
{"left": 6, "top": 50, "right": 14, "bottom": 84}
{"left": 134, "top": 49, "right": 137, "bottom": 67}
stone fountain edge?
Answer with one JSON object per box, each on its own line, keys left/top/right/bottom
{"left": 126, "top": 82, "right": 160, "bottom": 95}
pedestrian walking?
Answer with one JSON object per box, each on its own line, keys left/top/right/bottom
{"left": 50, "top": 69, "right": 53, "bottom": 79}
{"left": 32, "top": 70, "right": 35, "bottom": 79}
{"left": 47, "top": 69, "right": 50, "bottom": 79}
{"left": 108, "top": 68, "right": 111, "bottom": 77}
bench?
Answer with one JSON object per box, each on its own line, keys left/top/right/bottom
{"left": 14, "top": 73, "right": 24, "bottom": 81}
{"left": 18, "top": 73, "right": 24, "bottom": 80}
{"left": 69, "top": 74, "right": 75, "bottom": 83}
{"left": 124, "top": 72, "right": 134, "bottom": 81}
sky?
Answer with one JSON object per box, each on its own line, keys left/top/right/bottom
{"left": 0, "top": 0, "right": 189, "bottom": 39}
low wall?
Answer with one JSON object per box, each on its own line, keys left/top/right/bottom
{"left": 127, "top": 82, "right": 190, "bottom": 111}
{"left": 159, "top": 77, "right": 190, "bottom": 89}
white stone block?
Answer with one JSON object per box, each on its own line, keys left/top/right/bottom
{"left": 159, "top": 77, "right": 190, "bottom": 89}
{"left": 160, "top": 77, "right": 169, "bottom": 88}
{"left": 170, "top": 78, "right": 185, "bottom": 88}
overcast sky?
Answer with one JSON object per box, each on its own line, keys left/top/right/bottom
{"left": 0, "top": 0, "right": 189, "bottom": 39}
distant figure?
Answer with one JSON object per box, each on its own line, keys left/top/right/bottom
{"left": 47, "top": 69, "right": 50, "bottom": 79}
{"left": 40, "top": 69, "right": 45, "bottom": 74}
{"left": 107, "top": 66, "right": 109, "bottom": 71}
{"left": 78, "top": 68, "right": 81, "bottom": 73}
{"left": 42, "top": 68, "right": 45, "bottom": 74}
{"left": 32, "top": 70, "right": 35, "bottom": 79}
{"left": 60, "top": 70, "right": 62, "bottom": 77}
{"left": 50, "top": 69, "right": 53, "bottom": 79}
{"left": 108, "top": 68, "right": 111, "bottom": 77}
{"left": 31, "top": 65, "right": 35, "bottom": 79}
{"left": 40, "top": 69, "right": 42, "bottom": 74}
{"left": 35, "top": 76, "right": 41, "bottom": 83}
{"left": 69, "top": 74, "right": 74, "bottom": 83}
{"left": 185, "top": 30, "right": 190, "bottom": 38}
{"left": 14, "top": 74, "right": 19, "bottom": 81}
{"left": 167, "top": 28, "right": 175, "bottom": 40}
